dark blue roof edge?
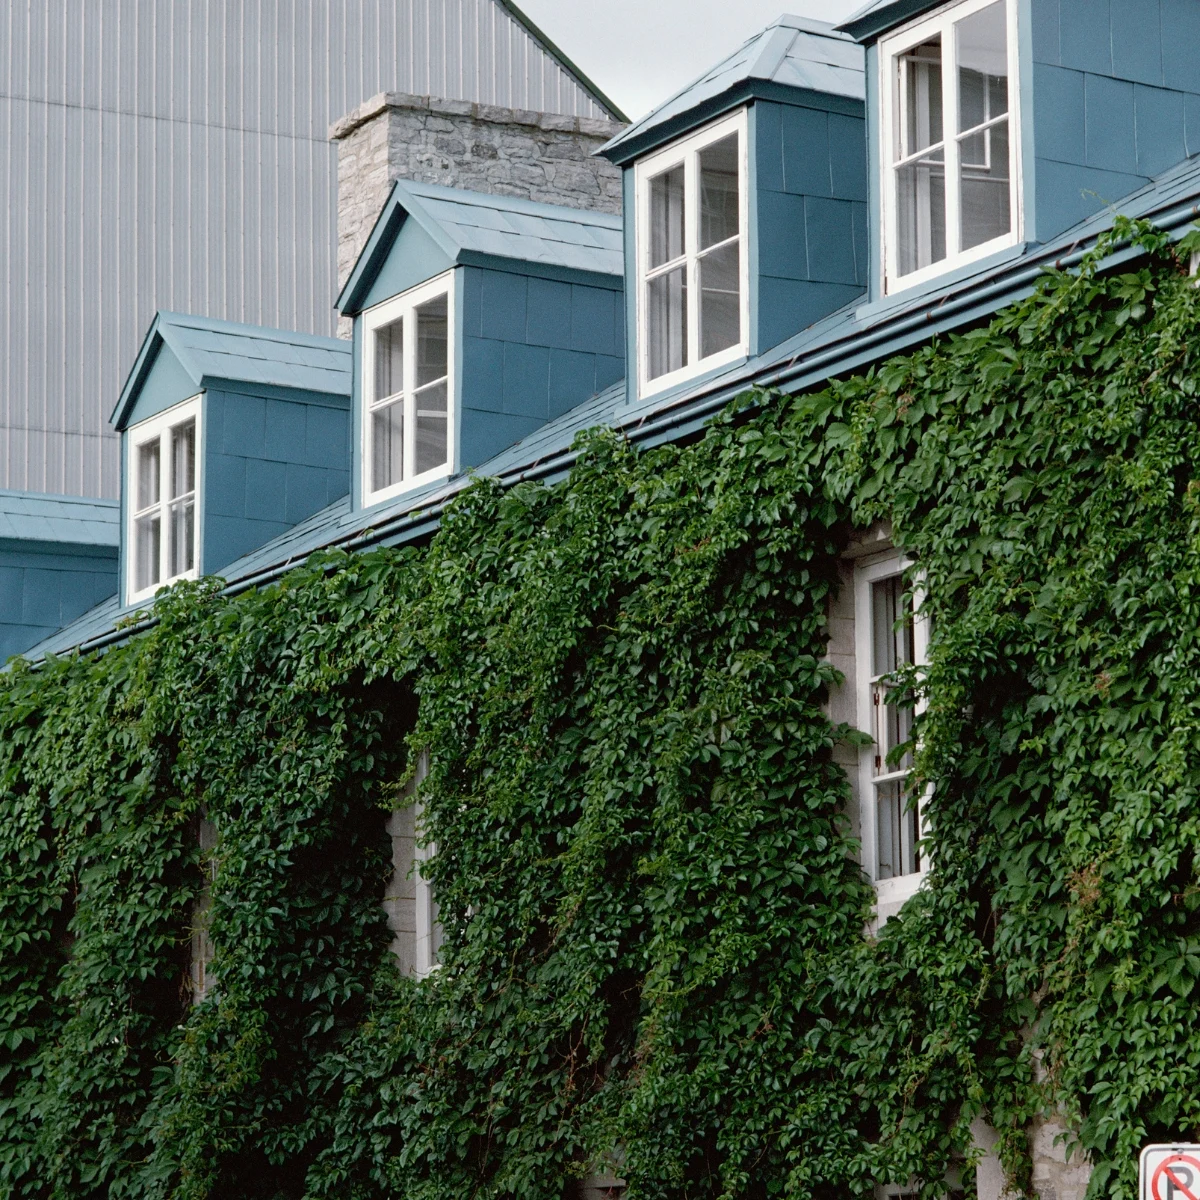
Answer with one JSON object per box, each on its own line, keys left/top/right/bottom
{"left": 599, "top": 79, "right": 864, "bottom": 167}
{"left": 455, "top": 249, "right": 623, "bottom": 290}
{"left": 204, "top": 377, "right": 353, "bottom": 407}
{"left": 35, "top": 173, "right": 1200, "bottom": 665}
{"left": 836, "top": 0, "right": 936, "bottom": 43}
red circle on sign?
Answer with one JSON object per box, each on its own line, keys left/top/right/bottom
{"left": 1152, "top": 1155, "right": 1200, "bottom": 1200}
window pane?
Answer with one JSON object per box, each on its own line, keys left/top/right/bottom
{"left": 699, "top": 239, "right": 740, "bottom": 359}
{"left": 647, "top": 265, "right": 687, "bottom": 381}
{"left": 699, "top": 134, "right": 739, "bottom": 251}
{"left": 170, "top": 420, "right": 195, "bottom": 500}
{"left": 899, "top": 37, "right": 943, "bottom": 158}
{"left": 960, "top": 119, "right": 1011, "bottom": 251}
{"left": 375, "top": 318, "right": 404, "bottom": 402}
{"left": 876, "top": 780, "right": 920, "bottom": 879}
{"left": 871, "top": 575, "right": 913, "bottom": 676}
{"left": 416, "top": 295, "right": 448, "bottom": 387}
{"left": 649, "top": 164, "right": 685, "bottom": 268}
{"left": 168, "top": 498, "right": 195, "bottom": 577}
{"left": 896, "top": 148, "right": 946, "bottom": 276}
{"left": 371, "top": 399, "right": 404, "bottom": 492}
{"left": 135, "top": 513, "right": 161, "bottom": 592}
{"left": 957, "top": 1, "right": 1008, "bottom": 134}
{"left": 137, "top": 439, "right": 160, "bottom": 511}
{"left": 873, "top": 681, "right": 915, "bottom": 776}
{"left": 414, "top": 381, "right": 448, "bottom": 476}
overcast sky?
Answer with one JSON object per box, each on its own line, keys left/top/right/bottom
{"left": 518, "top": 0, "right": 867, "bottom": 121}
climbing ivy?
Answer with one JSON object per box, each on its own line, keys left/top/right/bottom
{"left": 2, "top": 221, "right": 1199, "bottom": 1200}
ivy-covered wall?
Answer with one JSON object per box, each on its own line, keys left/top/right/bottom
{"left": 3, "top": 225, "right": 1200, "bottom": 1200}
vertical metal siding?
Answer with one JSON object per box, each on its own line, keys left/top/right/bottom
{"left": 0, "top": 0, "right": 615, "bottom": 498}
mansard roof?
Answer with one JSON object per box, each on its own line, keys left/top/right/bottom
{"left": 112, "top": 314, "right": 353, "bottom": 431}
{"left": 600, "top": 16, "right": 865, "bottom": 167}
{"left": 337, "top": 180, "right": 625, "bottom": 315}
{"left": 30, "top": 145, "right": 1200, "bottom": 662}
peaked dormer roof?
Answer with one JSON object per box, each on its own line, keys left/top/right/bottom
{"left": 337, "top": 180, "right": 625, "bottom": 315}
{"left": 112, "top": 313, "right": 353, "bottom": 431}
{"left": 600, "top": 16, "right": 865, "bottom": 166}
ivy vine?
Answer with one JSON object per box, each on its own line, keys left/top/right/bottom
{"left": 1, "top": 222, "right": 1198, "bottom": 1200}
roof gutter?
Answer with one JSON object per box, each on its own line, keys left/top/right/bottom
{"left": 41, "top": 195, "right": 1200, "bottom": 664}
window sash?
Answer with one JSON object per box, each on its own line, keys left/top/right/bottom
{"left": 127, "top": 400, "right": 200, "bottom": 602}
{"left": 362, "top": 273, "right": 455, "bottom": 505}
{"left": 881, "top": 0, "right": 1020, "bottom": 293}
{"left": 635, "top": 111, "right": 748, "bottom": 395}
{"left": 855, "top": 558, "right": 930, "bottom": 894}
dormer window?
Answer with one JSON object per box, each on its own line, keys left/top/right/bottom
{"left": 362, "top": 272, "right": 455, "bottom": 506}
{"left": 880, "top": 0, "right": 1019, "bottom": 292}
{"left": 126, "top": 396, "right": 200, "bottom": 603}
{"left": 634, "top": 109, "right": 748, "bottom": 394}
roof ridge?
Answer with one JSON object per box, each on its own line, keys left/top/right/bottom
{"left": 156, "top": 311, "right": 352, "bottom": 350}
{"left": 397, "top": 178, "right": 623, "bottom": 227}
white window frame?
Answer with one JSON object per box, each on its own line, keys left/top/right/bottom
{"left": 879, "top": 0, "right": 1022, "bottom": 294}
{"left": 361, "top": 270, "right": 457, "bottom": 508}
{"left": 634, "top": 108, "right": 750, "bottom": 398}
{"left": 125, "top": 394, "right": 203, "bottom": 605}
{"left": 410, "top": 750, "right": 443, "bottom": 979}
{"left": 854, "top": 554, "right": 930, "bottom": 911}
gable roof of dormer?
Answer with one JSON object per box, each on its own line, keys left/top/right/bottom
{"left": 336, "top": 180, "right": 625, "bottom": 316}
{"left": 599, "top": 15, "right": 865, "bottom": 167}
{"left": 112, "top": 313, "right": 352, "bottom": 432}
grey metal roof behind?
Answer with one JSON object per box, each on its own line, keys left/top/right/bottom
{"left": 32, "top": 150, "right": 1200, "bottom": 662}
{"left": 602, "top": 15, "right": 864, "bottom": 163}
{"left": 398, "top": 180, "right": 625, "bottom": 275}
{"left": 0, "top": 489, "right": 118, "bottom": 548}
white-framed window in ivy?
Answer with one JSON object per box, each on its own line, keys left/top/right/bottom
{"left": 125, "top": 395, "right": 201, "bottom": 604}
{"left": 383, "top": 750, "right": 444, "bottom": 979}
{"left": 854, "top": 555, "right": 929, "bottom": 910}
{"left": 361, "top": 271, "right": 456, "bottom": 507}
{"left": 880, "top": 0, "right": 1021, "bottom": 293}
{"left": 634, "top": 108, "right": 749, "bottom": 396}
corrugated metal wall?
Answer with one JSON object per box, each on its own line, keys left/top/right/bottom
{"left": 0, "top": 0, "right": 614, "bottom": 498}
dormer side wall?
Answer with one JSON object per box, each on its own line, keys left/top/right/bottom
{"left": 203, "top": 389, "right": 350, "bottom": 579}
{"left": 458, "top": 264, "right": 625, "bottom": 469}
{"left": 753, "top": 98, "right": 869, "bottom": 355}
{"left": 1031, "top": 0, "right": 1200, "bottom": 244}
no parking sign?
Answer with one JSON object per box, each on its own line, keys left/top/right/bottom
{"left": 1140, "top": 1146, "right": 1200, "bottom": 1200}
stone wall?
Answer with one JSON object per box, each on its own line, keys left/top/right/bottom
{"left": 331, "top": 91, "right": 626, "bottom": 299}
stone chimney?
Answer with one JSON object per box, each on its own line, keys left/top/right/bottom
{"left": 330, "top": 92, "right": 627, "bottom": 298}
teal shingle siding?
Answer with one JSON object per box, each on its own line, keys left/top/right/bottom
{"left": 0, "top": 490, "right": 118, "bottom": 661}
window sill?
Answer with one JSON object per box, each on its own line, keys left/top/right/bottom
{"left": 362, "top": 463, "right": 455, "bottom": 511}
{"left": 868, "top": 869, "right": 927, "bottom": 934}
{"left": 857, "top": 241, "right": 1034, "bottom": 323}
{"left": 125, "top": 570, "right": 200, "bottom": 608}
